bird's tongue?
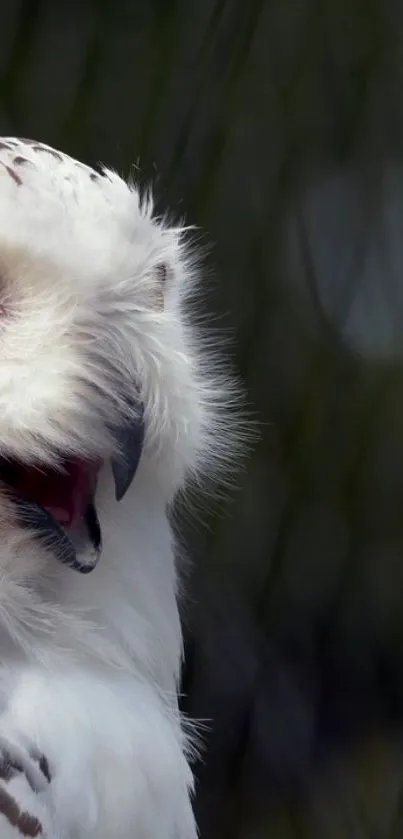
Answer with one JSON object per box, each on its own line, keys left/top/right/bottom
{"left": 5, "top": 459, "right": 100, "bottom": 529}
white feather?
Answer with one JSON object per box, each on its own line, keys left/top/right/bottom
{"left": 0, "top": 138, "right": 246, "bottom": 838}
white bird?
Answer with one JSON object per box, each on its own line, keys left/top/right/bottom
{"left": 0, "top": 138, "right": 242, "bottom": 838}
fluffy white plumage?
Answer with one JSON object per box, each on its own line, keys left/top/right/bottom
{"left": 0, "top": 138, "right": 243, "bottom": 838}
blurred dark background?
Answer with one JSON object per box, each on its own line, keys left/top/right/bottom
{"left": 3, "top": 1, "right": 403, "bottom": 836}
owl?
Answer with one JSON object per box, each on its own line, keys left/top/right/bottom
{"left": 0, "top": 138, "right": 242, "bottom": 838}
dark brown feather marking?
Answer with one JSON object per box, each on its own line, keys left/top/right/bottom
{"left": 0, "top": 756, "right": 18, "bottom": 783}
{"left": 0, "top": 786, "right": 42, "bottom": 836}
{"left": 1, "top": 165, "right": 22, "bottom": 186}
{"left": 37, "top": 756, "right": 51, "bottom": 784}
{"left": 31, "top": 145, "right": 62, "bottom": 162}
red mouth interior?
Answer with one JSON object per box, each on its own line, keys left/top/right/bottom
{"left": 3, "top": 458, "right": 101, "bottom": 528}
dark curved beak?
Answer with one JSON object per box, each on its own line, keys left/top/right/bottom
{"left": 111, "top": 401, "right": 145, "bottom": 501}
